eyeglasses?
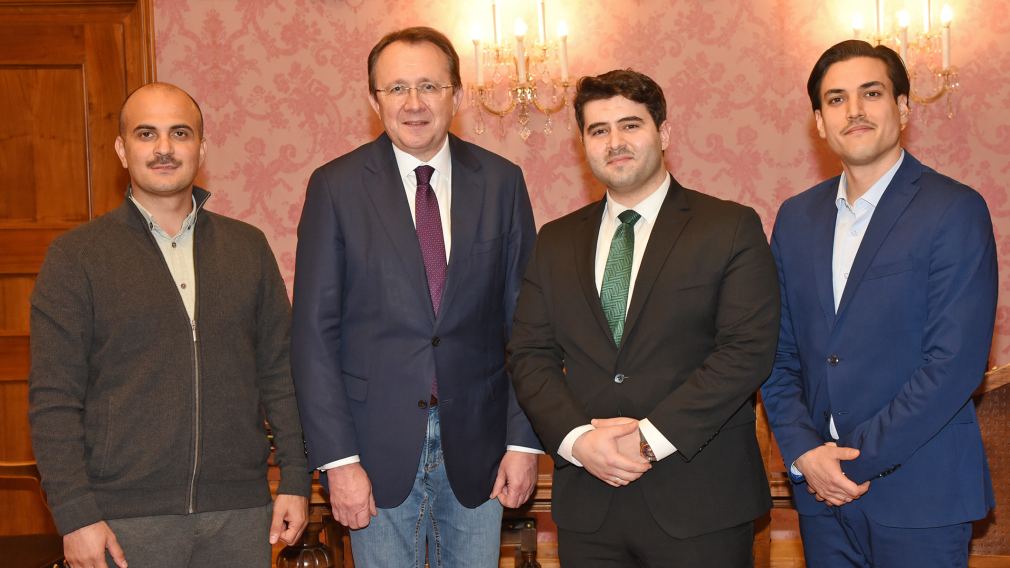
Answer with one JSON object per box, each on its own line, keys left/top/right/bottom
{"left": 374, "top": 82, "right": 454, "bottom": 100}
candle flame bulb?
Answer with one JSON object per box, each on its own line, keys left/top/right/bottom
{"left": 897, "top": 10, "right": 910, "bottom": 29}
{"left": 515, "top": 18, "right": 528, "bottom": 38}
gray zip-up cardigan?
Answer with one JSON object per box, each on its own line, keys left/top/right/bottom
{"left": 29, "top": 187, "right": 311, "bottom": 535}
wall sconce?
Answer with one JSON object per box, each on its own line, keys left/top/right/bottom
{"left": 469, "top": 1, "right": 572, "bottom": 140}
{"left": 852, "top": 0, "right": 959, "bottom": 117}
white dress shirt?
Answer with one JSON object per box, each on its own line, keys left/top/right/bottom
{"left": 557, "top": 174, "right": 678, "bottom": 466}
{"left": 320, "top": 138, "right": 541, "bottom": 472}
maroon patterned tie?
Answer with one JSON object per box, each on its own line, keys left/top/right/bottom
{"left": 414, "top": 165, "right": 444, "bottom": 397}
{"left": 414, "top": 165, "right": 446, "bottom": 315}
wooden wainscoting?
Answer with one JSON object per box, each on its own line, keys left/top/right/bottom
{"left": 0, "top": 0, "right": 156, "bottom": 537}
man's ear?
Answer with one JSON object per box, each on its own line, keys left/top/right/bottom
{"left": 897, "top": 94, "right": 910, "bottom": 131}
{"left": 658, "top": 120, "right": 672, "bottom": 151}
{"left": 814, "top": 110, "right": 827, "bottom": 139}
{"left": 114, "top": 136, "right": 128, "bottom": 168}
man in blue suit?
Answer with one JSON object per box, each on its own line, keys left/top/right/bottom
{"left": 291, "top": 26, "right": 541, "bottom": 568}
{"left": 762, "top": 40, "right": 997, "bottom": 567}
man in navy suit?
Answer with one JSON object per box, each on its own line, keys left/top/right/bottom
{"left": 291, "top": 26, "right": 541, "bottom": 568}
{"left": 762, "top": 40, "right": 997, "bottom": 567}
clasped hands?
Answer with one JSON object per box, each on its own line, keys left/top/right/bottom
{"left": 794, "top": 442, "right": 870, "bottom": 506}
{"left": 572, "top": 417, "right": 652, "bottom": 488}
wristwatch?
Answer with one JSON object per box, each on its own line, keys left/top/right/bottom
{"left": 639, "top": 429, "right": 657, "bottom": 462}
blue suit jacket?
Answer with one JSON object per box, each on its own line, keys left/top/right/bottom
{"left": 762, "top": 152, "right": 997, "bottom": 528}
{"left": 291, "top": 133, "right": 541, "bottom": 509}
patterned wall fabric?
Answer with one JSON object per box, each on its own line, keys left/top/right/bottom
{"left": 155, "top": 0, "right": 1010, "bottom": 360}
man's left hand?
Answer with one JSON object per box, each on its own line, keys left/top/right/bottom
{"left": 270, "top": 494, "right": 309, "bottom": 545}
{"left": 490, "top": 451, "right": 538, "bottom": 508}
{"left": 591, "top": 417, "right": 643, "bottom": 461}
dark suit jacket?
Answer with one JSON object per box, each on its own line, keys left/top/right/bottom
{"left": 762, "top": 152, "right": 997, "bottom": 528}
{"left": 291, "top": 133, "right": 541, "bottom": 509}
{"left": 508, "top": 177, "right": 779, "bottom": 538}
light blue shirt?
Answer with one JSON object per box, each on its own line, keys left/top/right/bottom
{"left": 792, "top": 151, "right": 906, "bottom": 477}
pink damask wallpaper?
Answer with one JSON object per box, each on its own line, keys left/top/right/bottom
{"left": 154, "top": 0, "right": 1010, "bottom": 361}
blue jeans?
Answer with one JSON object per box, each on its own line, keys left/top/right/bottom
{"left": 350, "top": 407, "right": 503, "bottom": 568}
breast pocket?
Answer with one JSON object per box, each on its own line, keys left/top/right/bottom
{"left": 863, "top": 258, "right": 915, "bottom": 280}
{"left": 471, "top": 234, "right": 504, "bottom": 256}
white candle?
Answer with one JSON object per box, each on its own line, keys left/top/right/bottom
{"left": 941, "top": 5, "right": 952, "bottom": 69}
{"left": 492, "top": 1, "right": 500, "bottom": 46}
{"left": 557, "top": 21, "right": 569, "bottom": 83}
{"left": 897, "top": 10, "right": 910, "bottom": 62}
{"left": 473, "top": 39, "right": 484, "bottom": 86}
{"left": 537, "top": 0, "right": 547, "bottom": 44}
{"left": 923, "top": 0, "right": 931, "bottom": 33}
{"left": 875, "top": 0, "right": 883, "bottom": 38}
{"left": 515, "top": 19, "right": 528, "bottom": 84}
{"left": 852, "top": 13, "right": 864, "bottom": 40}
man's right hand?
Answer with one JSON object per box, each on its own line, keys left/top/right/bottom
{"left": 326, "top": 462, "right": 377, "bottom": 529}
{"left": 794, "top": 442, "right": 870, "bottom": 506}
{"left": 63, "top": 521, "right": 127, "bottom": 568}
{"left": 572, "top": 420, "right": 651, "bottom": 488}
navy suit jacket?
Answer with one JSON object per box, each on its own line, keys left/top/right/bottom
{"left": 762, "top": 152, "right": 997, "bottom": 528}
{"left": 291, "top": 133, "right": 541, "bottom": 509}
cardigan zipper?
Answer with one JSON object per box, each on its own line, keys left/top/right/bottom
{"left": 187, "top": 318, "right": 201, "bottom": 513}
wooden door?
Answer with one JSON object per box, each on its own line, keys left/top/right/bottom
{"left": 0, "top": 0, "right": 155, "bottom": 535}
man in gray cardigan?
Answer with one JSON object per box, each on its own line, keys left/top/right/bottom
{"left": 29, "top": 82, "right": 310, "bottom": 568}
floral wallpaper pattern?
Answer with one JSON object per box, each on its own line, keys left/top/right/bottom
{"left": 155, "top": 0, "right": 1010, "bottom": 360}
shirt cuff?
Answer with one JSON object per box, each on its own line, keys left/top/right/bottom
{"left": 558, "top": 424, "right": 595, "bottom": 467}
{"left": 318, "top": 455, "right": 360, "bottom": 471}
{"left": 790, "top": 462, "right": 804, "bottom": 478}
{"left": 638, "top": 418, "right": 677, "bottom": 461}
{"left": 506, "top": 445, "right": 545, "bottom": 454}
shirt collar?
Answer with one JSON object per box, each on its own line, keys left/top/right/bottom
{"left": 604, "top": 173, "right": 671, "bottom": 227}
{"left": 127, "top": 187, "right": 200, "bottom": 239}
{"left": 391, "top": 137, "right": 452, "bottom": 184}
{"left": 836, "top": 150, "right": 905, "bottom": 210}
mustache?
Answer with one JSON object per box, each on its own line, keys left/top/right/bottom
{"left": 148, "top": 156, "right": 181, "bottom": 168}
{"left": 844, "top": 118, "right": 875, "bottom": 133}
{"left": 606, "top": 146, "right": 633, "bottom": 161}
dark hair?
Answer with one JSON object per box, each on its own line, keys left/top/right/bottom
{"left": 807, "top": 40, "right": 910, "bottom": 111}
{"left": 367, "top": 26, "right": 462, "bottom": 93}
{"left": 573, "top": 69, "right": 667, "bottom": 133}
{"left": 119, "top": 82, "right": 205, "bottom": 138}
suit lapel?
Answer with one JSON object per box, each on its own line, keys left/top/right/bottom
{"left": 622, "top": 181, "right": 691, "bottom": 345}
{"left": 835, "top": 155, "right": 922, "bottom": 320}
{"left": 810, "top": 182, "right": 840, "bottom": 330}
{"left": 439, "top": 135, "right": 484, "bottom": 321}
{"left": 574, "top": 200, "right": 613, "bottom": 343}
{"left": 362, "top": 134, "right": 435, "bottom": 323}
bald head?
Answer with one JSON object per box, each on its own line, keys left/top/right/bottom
{"left": 119, "top": 82, "right": 204, "bottom": 138}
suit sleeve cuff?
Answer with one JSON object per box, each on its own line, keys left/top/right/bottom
{"left": 318, "top": 455, "right": 360, "bottom": 471}
{"left": 558, "top": 424, "right": 595, "bottom": 467}
{"left": 638, "top": 419, "right": 677, "bottom": 461}
{"left": 506, "top": 445, "right": 545, "bottom": 455}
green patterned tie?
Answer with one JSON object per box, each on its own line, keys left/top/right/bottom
{"left": 600, "top": 209, "right": 641, "bottom": 346}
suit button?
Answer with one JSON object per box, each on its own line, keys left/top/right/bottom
{"left": 431, "top": 336, "right": 441, "bottom": 347}
{"left": 418, "top": 399, "right": 428, "bottom": 409}
{"left": 827, "top": 355, "right": 840, "bottom": 366}
{"left": 614, "top": 374, "right": 625, "bottom": 384}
